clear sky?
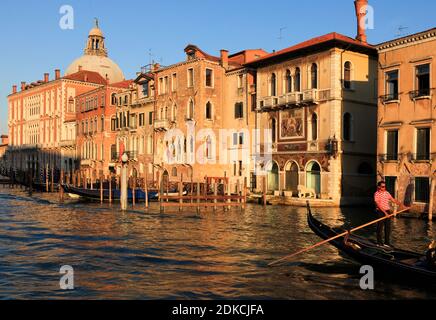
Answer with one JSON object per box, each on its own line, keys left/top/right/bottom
{"left": 1, "top": 0, "right": 435, "bottom": 135}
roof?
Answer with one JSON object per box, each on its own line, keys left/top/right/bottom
{"left": 245, "top": 32, "right": 376, "bottom": 67}
{"left": 111, "top": 79, "right": 133, "bottom": 89}
{"left": 63, "top": 70, "right": 107, "bottom": 85}
{"left": 376, "top": 27, "right": 436, "bottom": 51}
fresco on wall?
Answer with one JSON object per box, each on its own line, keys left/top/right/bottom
{"left": 280, "top": 108, "right": 305, "bottom": 140}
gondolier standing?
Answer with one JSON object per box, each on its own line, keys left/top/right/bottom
{"left": 374, "top": 181, "right": 403, "bottom": 247}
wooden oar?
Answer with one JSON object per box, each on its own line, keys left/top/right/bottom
{"left": 268, "top": 207, "right": 410, "bottom": 267}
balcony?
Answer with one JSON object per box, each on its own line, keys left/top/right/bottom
{"left": 381, "top": 93, "right": 399, "bottom": 103}
{"left": 301, "top": 89, "right": 318, "bottom": 104}
{"left": 410, "top": 88, "right": 431, "bottom": 100}
{"left": 379, "top": 154, "right": 399, "bottom": 162}
{"left": 154, "top": 119, "right": 170, "bottom": 131}
{"left": 81, "top": 159, "right": 92, "bottom": 167}
{"left": 59, "top": 140, "right": 76, "bottom": 148}
{"left": 411, "top": 153, "right": 431, "bottom": 162}
{"left": 257, "top": 89, "right": 331, "bottom": 112}
{"left": 111, "top": 151, "right": 138, "bottom": 162}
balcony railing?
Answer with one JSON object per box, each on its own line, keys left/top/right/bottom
{"left": 410, "top": 88, "right": 431, "bottom": 99}
{"left": 411, "top": 153, "right": 431, "bottom": 161}
{"left": 111, "top": 151, "right": 138, "bottom": 162}
{"left": 257, "top": 89, "right": 331, "bottom": 111}
{"left": 381, "top": 93, "right": 399, "bottom": 103}
{"left": 379, "top": 154, "right": 399, "bottom": 162}
{"left": 154, "top": 119, "right": 170, "bottom": 131}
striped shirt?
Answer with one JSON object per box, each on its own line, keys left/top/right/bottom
{"left": 374, "top": 190, "right": 393, "bottom": 211}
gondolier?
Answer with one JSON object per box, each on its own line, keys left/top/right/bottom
{"left": 374, "top": 181, "right": 403, "bottom": 247}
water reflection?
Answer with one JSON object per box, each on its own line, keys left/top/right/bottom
{"left": 0, "top": 186, "right": 435, "bottom": 300}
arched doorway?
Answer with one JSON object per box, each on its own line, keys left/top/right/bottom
{"left": 162, "top": 170, "right": 169, "bottom": 189}
{"left": 285, "top": 162, "right": 299, "bottom": 195}
{"left": 267, "top": 162, "right": 279, "bottom": 192}
{"left": 306, "top": 161, "right": 321, "bottom": 197}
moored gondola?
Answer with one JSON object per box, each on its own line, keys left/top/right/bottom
{"left": 307, "top": 204, "right": 436, "bottom": 282}
{"left": 62, "top": 184, "right": 159, "bottom": 202}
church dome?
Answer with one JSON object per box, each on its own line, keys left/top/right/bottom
{"left": 66, "top": 55, "right": 125, "bottom": 84}
{"left": 65, "top": 20, "right": 125, "bottom": 84}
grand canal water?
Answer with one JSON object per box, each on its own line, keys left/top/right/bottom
{"left": 0, "top": 186, "right": 435, "bottom": 300}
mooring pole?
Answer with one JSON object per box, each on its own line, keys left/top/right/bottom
{"left": 120, "top": 154, "right": 128, "bottom": 211}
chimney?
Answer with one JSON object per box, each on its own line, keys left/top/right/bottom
{"left": 44, "top": 73, "right": 49, "bottom": 83}
{"left": 152, "top": 63, "right": 160, "bottom": 72}
{"left": 355, "top": 0, "right": 368, "bottom": 43}
{"left": 12, "top": 85, "right": 17, "bottom": 94}
{"left": 21, "top": 82, "right": 26, "bottom": 91}
{"left": 78, "top": 65, "right": 82, "bottom": 72}
{"left": 220, "top": 50, "right": 229, "bottom": 69}
{"left": 55, "top": 69, "right": 61, "bottom": 80}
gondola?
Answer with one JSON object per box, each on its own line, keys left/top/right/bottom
{"left": 307, "top": 204, "right": 436, "bottom": 282}
{"left": 62, "top": 184, "right": 159, "bottom": 202}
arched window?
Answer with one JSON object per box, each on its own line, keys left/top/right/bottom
{"left": 311, "top": 63, "right": 318, "bottom": 89}
{"left": 111, "top": 94, "right": 117, "bottom": 105}
{"left": 205, "top": 101, "right": 212, "bottom": 120}
{"left": 344, "top": 61, "right": 352, "bottom": 89}
{"left": 285, "top": 69, "right": 292, "bottom": 93}
{"left": 311, "top": 113, "right": 318, "bottom": 141}
{"left": 343, "top": 113, "right": 352, "bottom": 141}
{"left": 294, "top": 68, "right": 301, "bottom": 92}
{"left": 270, "top": 73, "right": 277, "bottom": 96}
{"left": 172, "top": 104, "right": 177, "bottom": 121}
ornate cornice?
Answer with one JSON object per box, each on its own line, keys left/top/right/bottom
{"left": 377, "top": 28, "right": 436, "bottom": 52}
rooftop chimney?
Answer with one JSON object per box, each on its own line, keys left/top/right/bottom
{"left": 44, "top": 73, "right": 49, "bottom": 83}
{"left": 12, "top": 85, "right": 17, "bottom": 94}
{"left": 78, "top": 65, "right": 82, "bottom": 72}
{"left": 152, "top": 63, "right": 160, "bottom": 72}
{"left": 21, "top": 82, "right": 26, "bottom": 91}
{"left": 355, "top": 0, "right": 368, "bottom": 43}
{"left": 55, "top": 69, "right": 61, "bottom": 80}
{"left": 220, "top": 50, "right": 229, "bottom": 69}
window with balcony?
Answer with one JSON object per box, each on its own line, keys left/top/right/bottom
{"left": 188, "top": 68, "right": 194, "bottom": 88}
{"left": 270, "top": 73, "right": 277, "bottom": 96}
{"left": 205, "top": 102, "right": 212, "bottom": 120}
{"left": 415, "top": 177, "right": 430, "bottom": 203}
{"left": 311, "top": 63, "right": 318, "bottom": 89}
{"left": 294, "top": 68, "right": 301, "bottom": 92}
{"left": 413, "top": 64, "right": 431, "bottom": 98}
{"left": 234, "top": 102, "right": 244, "bottom": 119}
{"left": 416, "top": 127, "right": 430, "bottom": 161}
{"left": 285, "top": 69, "right": 292, "bottom": 93}
{"left": 385, "top": 70, "right": 399, "bottom": 101}
{"left": 344, "top": 61, "right": 352, "bottom": 89}
{"left": 386, "top": 130, "right": 398, "bottom": 161}
{"left": 205, "top": 69, "right": 213, "bottom": 87}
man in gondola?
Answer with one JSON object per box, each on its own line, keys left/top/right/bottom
{"left": 374, "top": 181, "right": 403, "bottom": 247}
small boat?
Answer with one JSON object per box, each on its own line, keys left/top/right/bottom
{"left": 62, "top": 184, "right": 159, "bottom": 202}
{"left": 307, "top": 204, "right": 436, "bottom": 281}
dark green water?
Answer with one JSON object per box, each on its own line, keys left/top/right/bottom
{"left": 0, "top": 186, "right": 435, "bottom": 299}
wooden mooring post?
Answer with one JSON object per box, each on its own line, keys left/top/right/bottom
{"left": 109, "top": 174, "right": 113, "bottom": 204}
{"left": 59, "top": 170, "right": 64, "bottom": 203}
{"left": 144, "top": 171, "right": 149, "bottom": 210}
{"left": 100, "top": 175, "right": 104, "bottom": 204}
{"left": 51, "top": 167, "right": 54, "bottom": 193}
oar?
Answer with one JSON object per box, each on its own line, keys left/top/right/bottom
{"left": 268, "top": 207, "right": 410, "bottom": 267}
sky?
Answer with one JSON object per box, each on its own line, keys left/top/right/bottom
{"left": 0, "top": 0, "right": 435, "bottom": 134}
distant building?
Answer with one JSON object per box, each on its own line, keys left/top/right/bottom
{"left": 75, "top": 80, "right": 132, "bottom": 183}
{"left": 376, "top": 28, "right": 436, "bottom": 213}
{"left": 7, "top": 21, "right": 125, "bottom": 180}
{"left": 0, "top": 135, "right": 8, "bottom": 174}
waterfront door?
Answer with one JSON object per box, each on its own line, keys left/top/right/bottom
{"left": 306, "top": 162, "right": 321, "bottom": 197}
{"left": 285, "top": 162, "right": 299, "bottom": 195}
{"left": 267, "top": 162, "right": 279, "bottom": 192}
